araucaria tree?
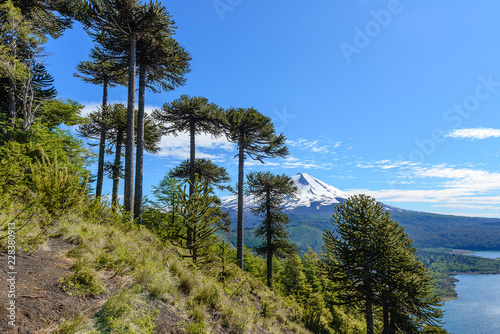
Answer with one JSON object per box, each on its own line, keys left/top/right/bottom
{"left": 74, "top": 47, "right": 127, "bottom": 198}
{"left": 83, "top": 0, "right": 189, "bottom": 221}
{"left": 83, "top": 0, "right": 163, "bottom": 218}
{"left": 154, "top": 95, "right": 222, "bottom": 240}
{"left": 322, "top": 194, "right": 444, "bottom": 334}
{"left": 77, "top": 103, "right": 162, "bottom": 209}
{"left": 246, "top": 171, "right": 298, "bottom": 288}
{"left": 224, "top": 108, "right": 288, "bottom": 269}
{"left": 172, "top": 175, "right": 230, "bottom": 264}
{"left": 132, "top": 10, "right": 190, "bottom": 223}
{"left": 169, "top": 158, "right": 231, "bottom": 191}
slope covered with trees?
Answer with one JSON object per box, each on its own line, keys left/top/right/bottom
{"left": 0, "top": 1, "right": 453, "bottom": 333}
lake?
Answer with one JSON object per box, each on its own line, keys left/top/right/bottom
{"left": 466, "top": 251, "right": 500, "bottom": 259}
{"left": 442, "top": 252, "right": 500, "bottom": 334}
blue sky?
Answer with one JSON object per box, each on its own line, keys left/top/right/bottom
{"left": 45, "top": 0, "right": 500, "bottom": 217}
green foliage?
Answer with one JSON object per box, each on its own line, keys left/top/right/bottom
{"left": 169, "top": 158, "right": 232, "bottom": 191}
{"left": 281, "top": 253, "right": 311, "bottom": 303}
{"left": 303, "top": 293, "right": 331, "bottom": 333}
{"left": 150, "top": 174, "right": 179, "bottom": 211}
{"left": 74, "top": 46, "right": 128, "bottom": 87}
{"left": 246, "top": 171, "right": 298, "bottom": 288}
{"left": 172, "top": 175, "right": 230, "bottom": 264}
{"left": 154, "top": 95, "right": 223, "bottom": 138}
{"left": 97, "top": 286, "right": 157, "bottom": 334}
{"left": 0, "top": 0, "right": 40, "bottom": 81}
{"left": 36, "top": 98, "right": 86, "bottom": 130}
{"left": 30, "top": 149, "right": 89, "bottom": 217}
{"left": 215, "top": 240, "right": 237, "bottom": 283}
{"left": 59, "top": 259, "right": 105, "bottom": 297}
{"left": 302, "top": 246, "right": 323, "bottom": 293}
{"left": 223, "top": 107, "right": 289, "bottom": 163}
{"left": 322, "top": 194, "right": 445, "bottom": 333}
{"left": 0, "top": 125, "right": 92, "bottom": 204}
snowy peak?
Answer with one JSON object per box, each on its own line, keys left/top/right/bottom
{"left": 220, "top": 172, "right": 351, "bottom": 213}
{"left": 291, "top": 173, "right": 349, "bottom": 199}
{"left": 285, "top": 173, "right": 349, "bottom": 210}
{"left": 220, "top": 172, "right": 411, "bottom": 225}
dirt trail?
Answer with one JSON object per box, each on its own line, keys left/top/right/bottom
{"left": 0, "top": 238, "right": 101, "bottom": 333}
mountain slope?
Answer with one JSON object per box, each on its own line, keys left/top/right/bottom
{"left": 221, "top": 172, "right": 411, "bottom": 225}
{"left": 222, "top": 173, "right": 500, "bottom": 251}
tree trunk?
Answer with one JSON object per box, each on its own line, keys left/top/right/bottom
{"left": 7, "top": 25, "right": 17, "bottom": 133}
{"left": 187, "top": 121, "right": 195, "bottom": 246}
{"left": 365, "top": 298, "right": 374, "bottom": 334}
{"left": 96, "top": 76, "right": 109, "bottom": 199}
{"left": 236, "top": 141, "right": 245, "bottom": 269}
{"left": 124, "top": 32, "right": 137, "bottom": 219}
{"left": 8, "top": 80, "right": 16, "bottom": 125}
{"left": 382, "top": 298, "right": 390, "bottom": 334}
{"left": 266, "top": 190, "right": 273, "bottom": 288}
{"left": 134, "top": 64, "right": 145, "bottom": 223}
{"left": 112, "top": 130, "right": 123, "bottom": 212}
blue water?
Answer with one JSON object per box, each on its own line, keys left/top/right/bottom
{"left": 442, "top": 252, "right": 500, "bottom": 334}
{"left": 467, "top": 251, "right": 500, "bottom": 259}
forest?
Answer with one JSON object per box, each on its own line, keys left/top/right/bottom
{"left": 0, "top": 1, "right": 453, "bottom": 333}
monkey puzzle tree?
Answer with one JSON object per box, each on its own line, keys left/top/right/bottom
{"left": 133, "top": 23, "right": 190, "bottom": 223}
{"left": 246, "top": 171, "right": 298, "bottom": 288}
{"left": 154, "top": 95, "right": 222, "bottom": 239}
{"left": 224, "top": 108, "right": 288, "bottom": 269}
{"left": 322, "top": 195, "right": 445, "bottom": 334}
{"left": 154, "top": 95, "right": 222, "bottom": 191}
{"left": 173, "top": 175, "right": 230, "bottom": 264}
{"left": 376, "top": 216, "right": 444, "bottom": 334}
{"left": 169, "top": 158, "right": 231, "bottom": 191}
{"left": 74, "top": 47, "right": 127, "bottom": 198}
{"left": 77, "top": 103, "right": 161, "bottom": 208}
{"left": 83, "top": 0, "right": 162, "bottom": 217}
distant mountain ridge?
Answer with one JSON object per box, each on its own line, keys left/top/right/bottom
{"left": 221, "top": 173, "right": 500, "bottom": 251}
{"left": 221, "top": 172, "right": 412, "bottom": 219}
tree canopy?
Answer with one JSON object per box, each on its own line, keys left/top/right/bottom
{"left": 322, "top": 195, "right": 444, "bottom": 334}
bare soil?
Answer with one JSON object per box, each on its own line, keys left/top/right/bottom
{"left": 0, "top": 238, "right": 187, "bottom": 333}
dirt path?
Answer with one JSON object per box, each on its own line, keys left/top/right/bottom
{"left": 0, "top": 238, "right": 104, "bottom": 333}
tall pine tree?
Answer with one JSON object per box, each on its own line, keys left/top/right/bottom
{"left": 224, "top": 108, "right": 288, "bottom": 269}
{"left": 246, "top": 171, "right": 297, "bottom": 288}
{"left": 74, "top": 46, "right": 127, "bottom": 198}
{"left": 322, "top": 195, "right": 445, "bottom": 334}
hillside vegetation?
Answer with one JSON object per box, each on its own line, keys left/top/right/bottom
{"left": 1, "top": 1, "right": 452, "bottom": 332}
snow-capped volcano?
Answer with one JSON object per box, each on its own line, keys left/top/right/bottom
{"left": 221, "top": 173, "right": 351, "bottom": 215}
{"left": 220, "top": 172, "right": 411, "bottom": 226}
{"left": 287, "top": 173, "right": 349, "bottom": 210}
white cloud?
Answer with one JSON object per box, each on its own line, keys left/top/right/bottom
{"left": 349, "top": 162, "right": 500, "bottom": 213}
{"left": 245, "top": 155, "right": 337, "bottom": 170}
{"left": 80, "top": 101, "right": 160, "bottom": 117}
{"left": 432, "top": 204, "right": 500, "bottom": 211}
{"left": 288, "top": 137, "right": 341, "bottom": 154}
{"left": 447, "top": 128, "right": 500, "bottom": 140}
{"left": 157, "top": 132, "right": 235, "bottom": 160}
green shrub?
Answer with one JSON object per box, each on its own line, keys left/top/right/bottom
{"left": 97, "top": 286, "right": 157, "bottom": 334}
{"left": 30, "top": 149, "right": 89, "bottom": 217}
{"left": 59, "top": 265, "right": 105, "bottom": 297}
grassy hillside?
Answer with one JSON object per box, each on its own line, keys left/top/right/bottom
{"left": 0, "top": 200, "right": 365, "bottom": 333}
